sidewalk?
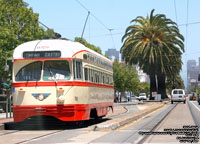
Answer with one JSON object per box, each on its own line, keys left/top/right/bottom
{"left": 144, "top": 102, "right": 196, "bottom": 143}
{"left": 0, "top": 113, "right": 13, "bottom": 130}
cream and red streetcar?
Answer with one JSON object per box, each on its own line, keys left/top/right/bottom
{"left": 12, "top": 39, "right": 114, "bottom": 122}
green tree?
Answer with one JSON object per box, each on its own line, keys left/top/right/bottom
{"left": 113, "top": 59, "right": 139, "bottom": 102}
{"left": 125, "top": 65, "right": 139, "bottom": 93}
{"left": 196, "top": 86, "right": 200, "bottom": 94}
{"left": 138, "top": 82, "right": 150, "bottom": 95}
{"left": 0, "top": 0, "right": 59, "bottom": 80}
{"left": 121, "top": 9, "right": 184, "bottom": 99}
{"left": 104, "top": 54, "right": 110, "bottom": 59}
{"left": 166, "top": 74, "right": 184, "bottom": 93}
{"left": 113, "top": 60, "right": 126, "bottom": 93}
{"left": 74, "top": 37, "right": 102, "bottom": 55}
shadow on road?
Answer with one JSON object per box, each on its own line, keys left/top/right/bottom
{"left": 4, "top": 116, "right": 110, "bottom": 130}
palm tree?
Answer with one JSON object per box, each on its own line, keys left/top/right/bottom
{"left": 121, "top": 9, "right": 184, "bottom": 99}
{"left": 166, "top": 74, "right": 185, "bottom": 93}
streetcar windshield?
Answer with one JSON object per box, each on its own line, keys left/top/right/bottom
{"left": 15, "top": 61, "right": 42, "bottom": 81}
{"left": 43, "top": 60, "right": 71, "bottom": 81}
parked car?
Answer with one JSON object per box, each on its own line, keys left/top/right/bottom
{"left": 171, "top": 89, "right": 186, "bottom": 104}
{"left": 189, "top": 93, "right": 197, "bottom": 101}
{"left": 114, "top": 95, "right": 118, "bottom": 103}
{"left": 138, "top": 93, "right": 147, "bottom": 101}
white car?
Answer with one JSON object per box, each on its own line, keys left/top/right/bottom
{"left": 171, "top": 89, "right": 186, "bottom": 104}
{"left": 138, "top": 93, "right": 147, "bottom": 101}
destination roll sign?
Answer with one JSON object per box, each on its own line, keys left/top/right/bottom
{"left": 23, "top": 51, "right": 61, "bottom": 59}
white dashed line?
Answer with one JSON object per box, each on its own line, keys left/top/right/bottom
{"left": 189, "top": 101, "right": 200, "bottom": 112}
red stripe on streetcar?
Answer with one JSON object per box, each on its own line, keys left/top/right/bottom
{"left": 72, "top": 50, "right": 88, "bottom": 57}
{"left": 12, "top": 81, "right": 114, "bottom": 88}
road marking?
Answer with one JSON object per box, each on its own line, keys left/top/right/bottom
{"left": 189, "top": 101, "right": 200, "bottom": 112}
{"left": 68, "top": 131, "right": 109, "bottom": 143}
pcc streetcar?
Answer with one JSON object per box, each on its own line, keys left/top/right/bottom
{"left": 12, "top": 39, "right": 114, "bottom": 122}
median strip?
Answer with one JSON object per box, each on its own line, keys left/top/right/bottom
{"left": 93, "top": 102, "right": 168, "bottom": 131}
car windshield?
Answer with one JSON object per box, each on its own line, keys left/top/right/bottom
{"left": 15, "top": 61, "right": 42, "bottom": 81}
{"left": 43, "top": 60, "right": 71, "bottom": 81}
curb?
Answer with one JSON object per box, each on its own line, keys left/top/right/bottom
{"left": 0, "top": 124, "right": 4, "bottom": 130}
{"left": 93, "top": 102, "right": 168, "bottom": 131}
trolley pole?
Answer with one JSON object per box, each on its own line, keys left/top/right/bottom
{"left": 80, "top": 11, "right": 90, "bottom": 43}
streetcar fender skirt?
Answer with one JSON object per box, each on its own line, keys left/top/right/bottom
{"left": 91, "top": 103, "right": 113, "bottom": 117}
{"left": 13, "top": 102, "right": 113, "bottom": 122}
{"left": 13, "top": 104, "right": 91, "bottom": 122}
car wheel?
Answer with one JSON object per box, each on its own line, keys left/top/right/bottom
{"left": 171, "top": 101, "right": 173, "bottom": 104}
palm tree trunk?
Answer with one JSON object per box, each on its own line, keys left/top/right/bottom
{"left": 157, "top": 73, "right": 167, "bottom": 99}
{"left": 150, "top": 73, "right": 157, "bottom": 100}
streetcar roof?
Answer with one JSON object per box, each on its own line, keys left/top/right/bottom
{"left": 13, "top": 39, "right": 111, "bottom": 63}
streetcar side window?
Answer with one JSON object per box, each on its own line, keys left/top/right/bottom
{"left": 102, "top": 73, "right": 105, "bottom": 84}
{"left": 91, "top": 69, "right": 94, "bottom": 82}
{"left": 110, "top": 75, "right": 113, "bottom": 85}
{"left": 84, "top": 68, "right": 88, "bottom": 81}
{"left": 73, "top": 60, "right": 83, "bottom": 80}
{"left": 43, "top": 60, "right": 71, "bottom": 81}
{"left": 15, "top": 61, "right": 42, "bottom": 81}
{"left": 95, "top": 71, "right": 97, "bottom": 83}
{"left": 88, "top": 69, "right": 91, "bottom": 81}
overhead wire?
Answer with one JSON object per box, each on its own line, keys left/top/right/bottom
{"left": 75, "top": 0, "right": 110, "bottom": 31}
{"left": 178, "top": 21, "right": 200, "bottom": 26}
{"left": 75, "top": 0, "right": 116, "bottom": 49}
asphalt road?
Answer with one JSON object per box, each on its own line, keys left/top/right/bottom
{"left": 144, "top": 100, "right": 199, "bottom": 143}
{"left": 1, "top": 101, "right": 199, "bottom": 144}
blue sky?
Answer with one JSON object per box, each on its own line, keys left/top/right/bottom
{"left": 24, "top": 0, "right": 200, "bottom": 86}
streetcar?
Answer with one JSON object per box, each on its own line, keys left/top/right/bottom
{"left": 12, "top": 39, "right": 114, "bottom": 122}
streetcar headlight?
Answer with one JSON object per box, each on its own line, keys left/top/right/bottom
{"left": 57, "top": 95, "right": 64, "bottom": 103}
{"left": 38, "top": 94, "right": 44, "bottom": 101}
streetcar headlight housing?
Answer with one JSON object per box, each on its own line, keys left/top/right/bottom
{"left": 57, "top": 95, "right": 65, "bottom": 104}
{"left": 57, "top": 87, "right": 64, "bottom": 92}
{"left": 38, "top": 94, "right": 44, "bottom": 101}
{"left": 18, "top": 87, "right": 25, "bottom": 92}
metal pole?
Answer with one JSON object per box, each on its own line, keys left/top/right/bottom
{"left": 6, "top": 90, "right": 8, "bottom": 118}
{"left": 80, "top": 11, "right": 90, "bottom": 43}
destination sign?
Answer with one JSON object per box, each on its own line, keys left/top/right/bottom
{"left": 23, "top": 51, "right": 61, "bottom": 59}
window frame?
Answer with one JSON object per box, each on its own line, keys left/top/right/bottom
{"left": 73, "top": 59, "right": 83, "bottom": 80}
{"left": 15, "top": 61, "right": 42, "bottom": 82}
{"left": 43, "top": 60, "right": 71, "bottom": 81}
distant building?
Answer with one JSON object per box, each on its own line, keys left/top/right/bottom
{"left": 135, "top": 65, "right": 150, "bottom": 83}
{"left": 105, "top": 49, "right": 119, "bottom": 61}
{"left": 187, "top": 59, "right": 200, "bottom": 90}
